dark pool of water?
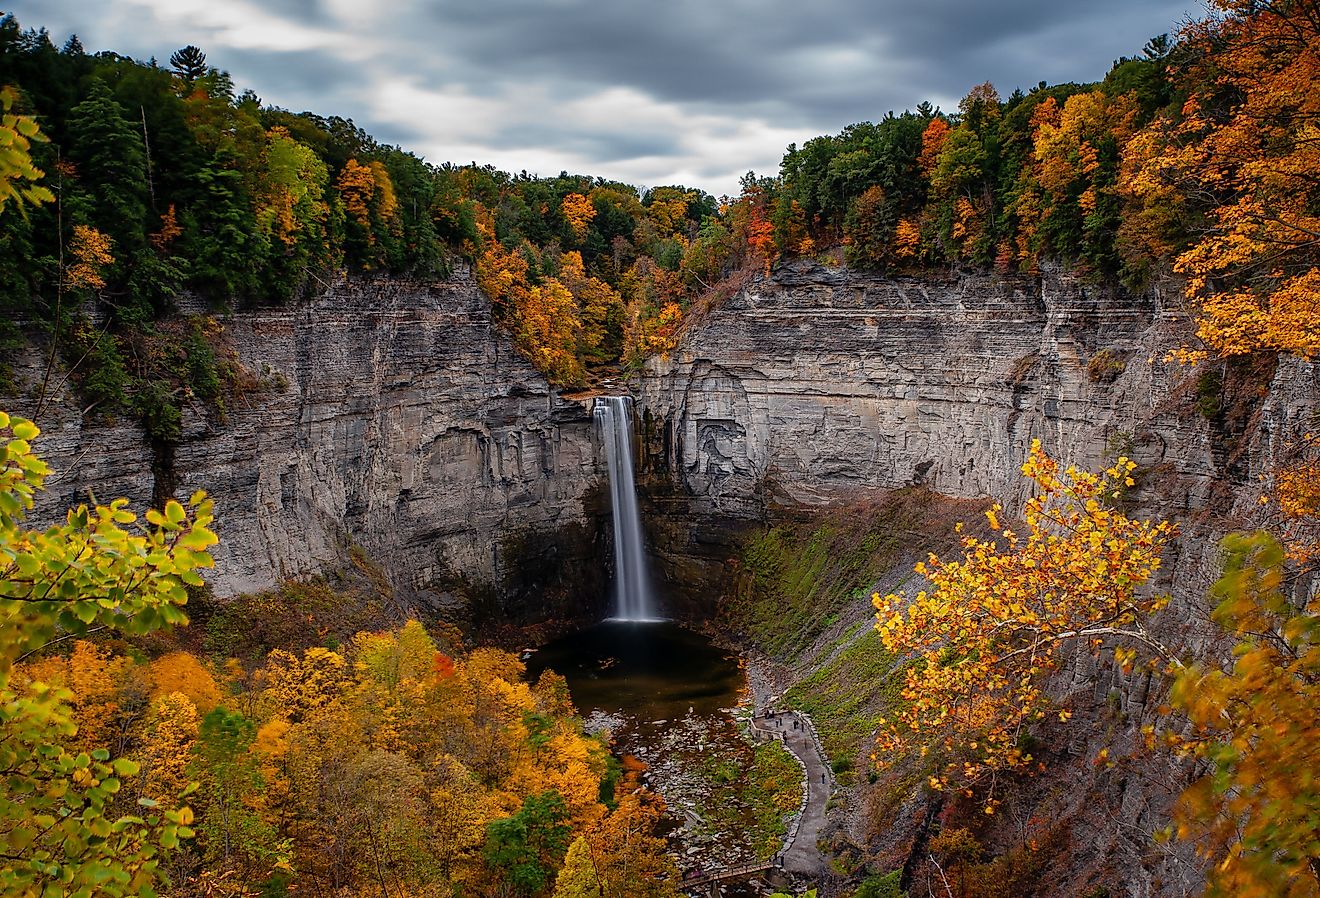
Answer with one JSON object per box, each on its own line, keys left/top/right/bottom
{"left": 526, "top": 620, "right": 744, "bottom": 723}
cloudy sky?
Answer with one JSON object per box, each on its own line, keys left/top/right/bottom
{"left": 14, "top": 0, "right": 1199, "bottom": 197}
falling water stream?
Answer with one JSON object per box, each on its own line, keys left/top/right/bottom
{"left": 594, "top": 395, "right": 658, "bottom": 621}
{"left": 522, "top": 397, "right": 773, "bottom": 890}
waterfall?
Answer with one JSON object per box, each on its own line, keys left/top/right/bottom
{"left": 594, "top": 396, "right": 658, "bottom": 621}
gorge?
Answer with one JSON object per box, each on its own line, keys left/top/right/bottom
{"left": 10, "top": 260, "right": 1314, "bottom": 896}
{"left": 4, "top": 5, "right": 1319, "bottom": 895}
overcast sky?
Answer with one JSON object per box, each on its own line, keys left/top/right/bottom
{"left": 13, "top": 0, "right": 1200, "bottom": 198}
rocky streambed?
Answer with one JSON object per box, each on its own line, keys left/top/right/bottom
{"left": 526, "top": 621, "right": 802, "bottom": 884}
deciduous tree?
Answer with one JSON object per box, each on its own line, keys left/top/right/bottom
{"left": 873, "top": 441, "right": 1174, "bottom": 809}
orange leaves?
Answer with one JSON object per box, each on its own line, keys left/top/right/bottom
{"left": 918, "top": 117, "right": 951, "bottom": 177}
{"left": 150, "top": 651, "right": 221, "bottom": 713}
{"left": 475, "top": 235, "right": 588, "bottom": 384}
{"left": 149, "top": 205, "right": 183, "bottom": 253}
{"left": 334, "top": 156, "right": 402, "bottom": 268}
{"left": 65, "top": 224, "right": 115, "bottom": 293}
{"left": 434, "top": 652, "right": 457, "bottom": 679}
{"left": 873, "top": 441, "right": 1175, "bottom": 809}
{"left": 746, "top": 205, "right": 776, "bottom": 272}
{"left": 893, "top": 218, "right": 922, "bottom": 260}
{"left": 336, "top": 157, "right": 375, "bottom": 230}
{"left": 1123, "top": 2, "right": 1320, "bottom": 359}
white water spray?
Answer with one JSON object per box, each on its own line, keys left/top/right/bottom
{"left": 594, "top": 396, "right": 658, "bottom": 621}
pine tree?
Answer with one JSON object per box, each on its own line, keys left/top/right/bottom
{"left": 67, "top": 80, "right": 148, "bottom": 253}
{"left": 168, "top": 45, "right": 207, "bottom": 84}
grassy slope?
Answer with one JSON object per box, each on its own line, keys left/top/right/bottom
{"left": 725, "top": 488, "right": 987, "bottom": 771}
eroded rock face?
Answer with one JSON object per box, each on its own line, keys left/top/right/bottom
{"left": 13, "top": 274, "right": 605, "bottom": 619}
{"left": 642, "top": 262, "right": 1183, "bottom": 511}
{"left": 638, "top": 261, "right": 1320, "bottom": 897}
{"left": 637, "top": 262, "right": 1316, "bottom": 593}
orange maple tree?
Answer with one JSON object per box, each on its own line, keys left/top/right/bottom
{"left": 1124, "top": 0, "right": 1320, "bottom": 358}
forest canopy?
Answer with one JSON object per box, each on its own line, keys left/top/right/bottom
{"left": 1, "top": 0, "right": 1315, "bottom": 395}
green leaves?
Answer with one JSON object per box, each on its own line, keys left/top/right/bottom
{"left": 0, "top": 411, "right": 211, "bottom": 896}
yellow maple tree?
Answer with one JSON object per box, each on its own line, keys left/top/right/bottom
{"left": 873, "top": 441, "right": 1175, "bottom": 809}
{"left": 561, "top": 192, "right": 596, "bottom": 241}
{"left": 65, "top": 224, "right": 115, "bottom": 293}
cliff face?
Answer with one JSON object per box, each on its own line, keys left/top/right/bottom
{"left": 16, "top": 274, "right": 606, "bottom": 620}
{"left": 637, "top": 261, "right": 1316, "bottom": 601}
{"left": 642, "top": 262, "right": 1182, "bottom": 511}
{"left": 637, "top": 262, "right": 1320, "bottom": 895}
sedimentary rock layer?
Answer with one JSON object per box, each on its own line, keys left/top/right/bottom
{"left": 14, "top": 274, "right": 601, "bottom": 612}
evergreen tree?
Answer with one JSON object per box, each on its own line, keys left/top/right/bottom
{"left": 168, "top": 45, "right": 207, "bottom": 84}
{"left": 66, "top": 80, "right": 148, "bottom": 254}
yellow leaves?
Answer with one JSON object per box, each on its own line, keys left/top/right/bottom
{"left": 0, "top": 85, "right": 54, "bottom": 214}
{"left": 140, "top": 692, "right": 200, "bottom": 804}
{"left": 872, "top": 441, "right": 1174, "bottom": 805}
{"left": 561, "top": 192, "right": 596, "bottom": 241}
{"left": 336, "top": 158, "right": 375, "bottom": 229}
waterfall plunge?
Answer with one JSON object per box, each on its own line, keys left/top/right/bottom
{"left": 594, "top": 396, "right": 659, "bottom": 621}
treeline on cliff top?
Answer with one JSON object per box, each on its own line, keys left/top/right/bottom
{"left": 2, "top": 0, "right": 1316, "bottom": 410}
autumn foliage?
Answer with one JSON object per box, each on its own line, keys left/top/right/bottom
{"left": 873, "top": 442, "right": 1175, "bottom": 809}
{"left": 1124, "top": 0, "right": 1320, "bottom": 359}
{"left": 0, "top": 417, "right": 680, "bottom": 898}
{"left": 1168, "top": 534, "right": 1320, "bottom": 898}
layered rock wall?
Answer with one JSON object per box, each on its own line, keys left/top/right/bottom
{"left": 643, "top": 264, "right": 1170, "bottom": 510}
{"left": 638, "top": 261, "right": 1317, "bottom": 542}
{"left": 14, "top": 274, "right": 604, "bottom": 615}
{"left": 637, "top": 261, "right": 1320, "bottom": 897}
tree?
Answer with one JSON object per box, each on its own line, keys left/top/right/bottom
{"left": 485, "top": 791, "right": 572, "bottom": 896}
{"left": 0, "top": 411, "right": 213, "bottom": 895}
{"left": 574, "top": 792, "right": 678, "bottom": 898}
{"left": 169, "top": 45, "right": 208, "bottom": 85}
{"left": 192, "top": 708, "right": 288, "bottom": 882}
{"left": 873, "top": 441, "right": 1174, "bottom": 809}
{"left": 66, "top": 80, "right": 149, "bottom": 255}
{"left": 561, "top": 192, "right": 596, "bottom": 242}
{"left": 551, "top": 836, "right": 602, "bottom": 898}
{"left": 843, "top": 185, "right": 895, "bottom": 268}
{"left": 139, "top": 692, "right": 200, "bottom": 805}
{"left": 1168, "top": 533, "right": 1320, "bottom": 897}
{"left": 1124, "top": 0, "right": 1320, "bottom": 359}
{"left": 64, "top": 223, "right": 114, "bottom": 293}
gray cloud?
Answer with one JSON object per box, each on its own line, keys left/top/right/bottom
{"left": 9, "top": 0, "right": 1198, "bottom": 195}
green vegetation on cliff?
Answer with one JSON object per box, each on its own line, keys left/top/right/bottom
{"left": 727, "top": 490, "right": 985, "bottom": 769}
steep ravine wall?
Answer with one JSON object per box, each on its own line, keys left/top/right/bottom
{"left": 636, "top": 261, "right": 1320, "bottom": 896}
{"left": 9, "top": 273, "right": 606, "bottom": 621}
{"left": 637, "top": 261, "right": 1318, "bottom": 605}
